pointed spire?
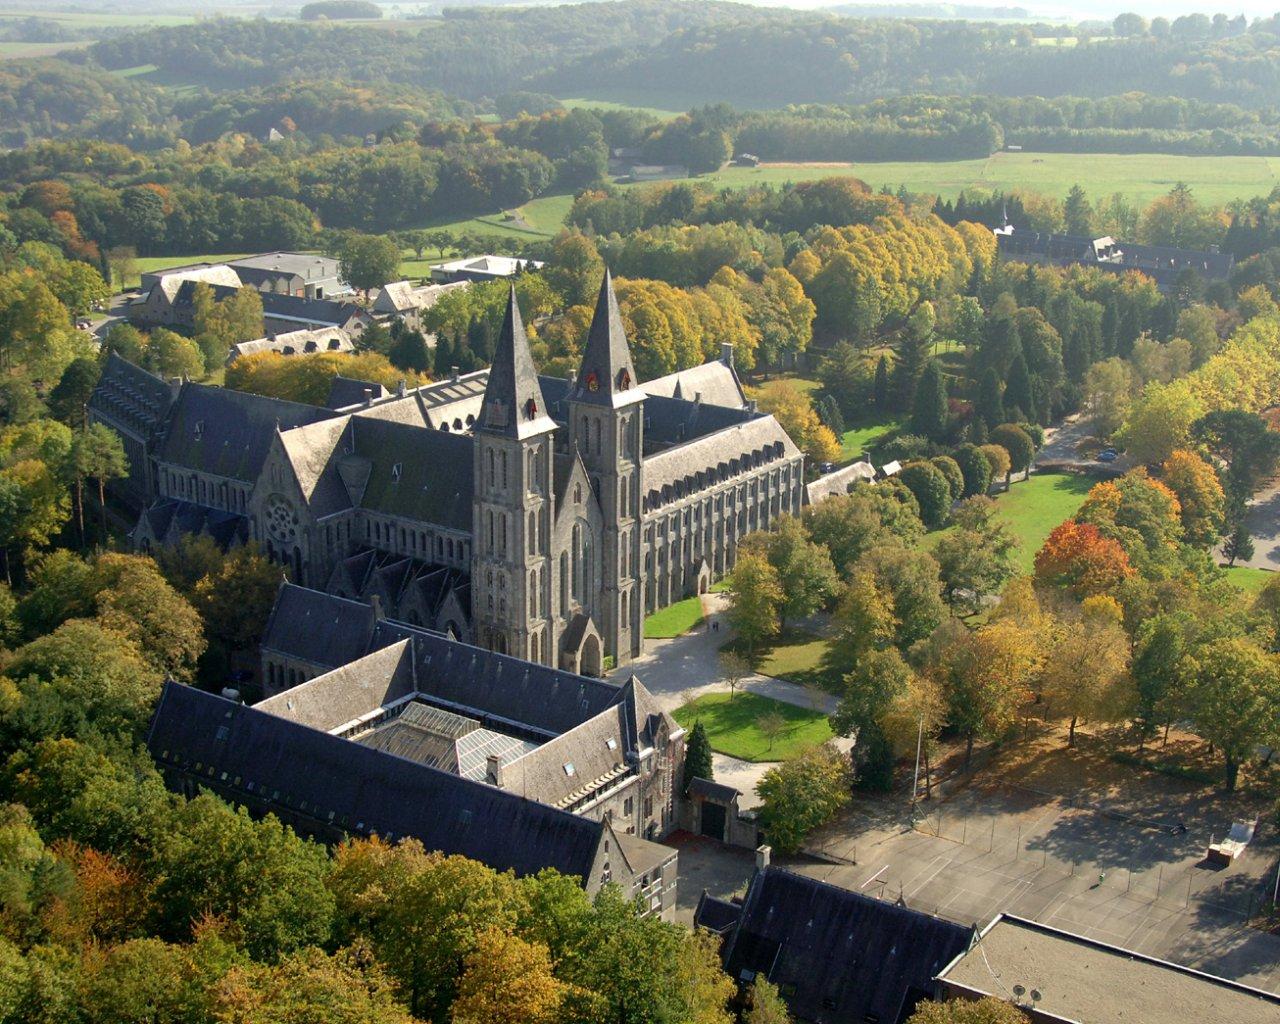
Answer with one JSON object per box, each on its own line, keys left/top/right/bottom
{"left": 477, "top": 287, "right": 555, "bottom": 439}
{"left": 573, "top": 269, "right": 642, "bottom": 408}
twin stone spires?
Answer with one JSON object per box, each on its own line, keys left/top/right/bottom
{"left": 476, "top": 269, "right": 641, "bottom": 440}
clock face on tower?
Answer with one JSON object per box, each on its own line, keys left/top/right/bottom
{"left": 264, "top": 493, "right": 298, "bottom": 543}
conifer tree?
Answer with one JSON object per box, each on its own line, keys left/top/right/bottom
{"left": 1003, "top": 352, "right": 1036, "bottom": 423}
{"left": 910, "top": 360, "right": 949, "bottom": 441}
{"left": 872, "top": 354, "right": 890, "bottom": 409}
{"left": 683, "top": 721, "right": 713, "bottom": 795}
{"left": 974, "top": 367, "right": 1004, "bottom": 428}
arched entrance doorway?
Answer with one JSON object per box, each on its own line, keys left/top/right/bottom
{"left": 580, "top": 633, "right": 602, "bottom": 677}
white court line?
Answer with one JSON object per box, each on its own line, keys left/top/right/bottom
{"left": 906, "top": 855, "right": 954, "bottom": 899}
{"left": 861, "top": 865, "right": 889, "bottom": 888}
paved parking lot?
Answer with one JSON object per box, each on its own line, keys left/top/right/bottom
{"left": 670, "top": 783, "right": 1280, "bottom": 994}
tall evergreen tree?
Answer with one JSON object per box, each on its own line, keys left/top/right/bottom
{"left": 974, "top": 367, "right": 1004, "bottom": 428}
{"left": 910, "top": 360, "right": 949, "bottom": 441}
{"left": 683, "top": 721, "right": 714, "bottom": 795}
{"left": 1063, "top": 184, "right": 1094, "bottom": 236}
{"left": 432, "top": 333, "right": 454, "bottom": 376}
{"left": 872, "top": 354, "right": 890, "bottom": 409}
{"left": 892, "top": 334, "right": 930, "bottom": 413}
{"left": 1003, "top": 352, "right": 1036, "bottom": 423}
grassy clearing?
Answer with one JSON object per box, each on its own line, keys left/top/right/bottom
{"left": 724, "top": 628, "right": 843, "bottom": 691}
{"left": 840, "top": 415, "right": 900, "bottom": 461}
{"left": 987, "top": 473, "right": 1095, "bottom": 572}
{"left": 644, "top": 595, "right": 704, "bottom": 638}
{"left": 1222, "top": 565, "right": 1273, "bottom": 596}
{"left": 108, "top": 64, "right": 159, "bottom": 78}
{"left": 673, "top": 691, "right": 832, "bottom": 762}
{"left": 687, "top": 152, "right": 1280, "bottom": 208}
{"left": 0, "top": 40, "right": 89, "bottom": 58}
{"left": 558, "top": 97, "right": 683, "bottom": 120}
{"left": 0, "top": 10, "right": 195, "bottom": 27}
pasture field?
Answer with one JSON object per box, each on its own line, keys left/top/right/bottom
{"left": 558, "top": 97, "right": 682, "bottom": 120}
{"left": 693, "top": 152, "right": 1280, "bottom": 208}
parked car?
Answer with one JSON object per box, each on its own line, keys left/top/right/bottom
{"left": 76, "top": 320, "right": 92, "bottom": 330}
{"left": 1097, "top": 448, "right": 1118, "bottom": 463}
{"left": 819, "top": 462, "right": 836, "bottom": 474}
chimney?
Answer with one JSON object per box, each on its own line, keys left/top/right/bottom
{"left": 396, "top": 378, "right": 406, "bottom": 398}
{"left": 369, "top": 594, "right": 384, "bottom": 621}
{"left": 486, "top": 754, "right": 505, "bottom": 788}
{"left": 720, "top": 342, "right": 735, "bottom": 368}
{"left": 694, "top": 390, "right": 702, "bottom": 405}
{"left": 747, "top": 398, "right": 758, "bottom": 414}
{"left": 568, "top": 368, "right": 577, "bottom": 386}
{"left": 363, "top": 388, "right": 374, "bottom": 407}
{"left": 450, "top": 365, "right": 460, "bottom": 383}
{"left": 755, "top": 844, "right": 771, "bottom": 871}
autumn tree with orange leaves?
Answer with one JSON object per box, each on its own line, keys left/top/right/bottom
{"left": 1033, "top": 520, "right": 1135, "bottom": 599}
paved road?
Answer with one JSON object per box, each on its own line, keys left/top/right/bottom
{"left": 1220, "top": 480, "right": 1280, "bottom": 573}
{"left": 1036, "top": 413, "right": 1132, "bottom": 474}
{"left": 618, "top": 592, "right": 852, "bottom": 806}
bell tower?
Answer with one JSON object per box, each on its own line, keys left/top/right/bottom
{"left": 567, "top": 270, "right": 645, "bottom": 666}
{"left": 472, "top": 288, "right": 558, "bottom": 664}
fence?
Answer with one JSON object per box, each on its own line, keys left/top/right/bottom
{"left": 911, "top": 784, "right": 1272, "bottom": 923}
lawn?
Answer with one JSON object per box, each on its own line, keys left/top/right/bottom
{"left": 840, "top": 415, "right": 900, "bottom": 461}
{"left": 683, "top": 152, "right": 1280, "bottom": 208}
{"left": 984, "top": 472, "right": 1095, "bottom": 573}
{"left": 672, "top": 691, "right": 832, "bottom": 762}
{"left": 644, "top": 594, "right": 704, "bottom": 638}
{"left": 558, "top": 97, "right": 683, "bottom": 120}
{"left": 1222, "top": 565, "right": 1273, "bottom": 596}
{"left": 723, "top": 628, "right": 843, "bottom": 692}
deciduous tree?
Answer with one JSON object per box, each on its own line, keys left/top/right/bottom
{"left": 727, "top": 553, "right": 782, "bottom": 656}
{"left": 756, "top": 744, "right": 852, "bottom": 854}
{"left": 1034, "top": 521, "right": 1135, "bottom": 599}
{"left": 1187, "top": 638, "right": 1280, "bottom": 790}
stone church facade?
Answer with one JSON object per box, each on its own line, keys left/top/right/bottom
{"left": 92, "top": 272, "right": 804, "bottom": 675}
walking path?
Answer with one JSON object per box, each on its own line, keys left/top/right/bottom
{"left": 617, "top": 592, "right": 852, "bottom": 806}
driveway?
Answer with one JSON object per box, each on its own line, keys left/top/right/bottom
{"left": 1036, "top": 413, "right": 1131, "bottom": 474}
{"left": 1219, "top": 479, "right": 1280, "bottom": 572}
{"left": 617, "top": 592, "right": 854, "bottom": 803}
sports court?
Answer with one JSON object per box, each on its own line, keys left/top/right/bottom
{"left": 795, "top": 782, "right": 1280, "bottom": 995}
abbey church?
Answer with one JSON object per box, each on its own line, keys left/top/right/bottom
{"left": 90, "top": 272, "right": 804, "bottom": 678}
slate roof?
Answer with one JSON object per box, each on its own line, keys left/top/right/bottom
{"left": 373, "top": 280, "right": 469, "bottom": 314}
{"left": 158, "top": 384, "right": 337, "bottom": 482}
{"left": 259, "top": 582, "right": 377, "bottom": 670}
{"left": 722, "top": 869, "right": 975, "bottom": 1024}
{"left": 327, "top": 376, "right": 387, "bottom": 409}
{"left": 806, "top": 461, "right": 876, "bottom": 505}
{"left": 688, "top": 777, "right": 739, "bottom": 803}
{"left": 147, "top": 681, "right": 607, "bottom": 883}
{"left": 694, "top": 891, "right": 742, "bottom": 935}
{"left": 476, "top": 289, "right": 557, "bottom": 440}
{"left": 641, "top": 360, "right": 746, "bottom": 410}
{"left": 643, "top": 414, "right": 800, "bottom": 504}
{"left": 351, "top": 418, "right": 474, "bottom": 530}
{"left": 571, "top": 270, "right": 644, "bottom": 409}
{"left": 229, "top": 326, "right": 356, "bottom": 363}
{"left": 89, "top": 352, "right": 175, "bottom": 438}
{"left": 177, "top": 282, "right": 366, "bottom": 327}
{"left": 644, "top": 394, "right": 756, "bottom": 449}
{"left": 501, "top": 702, "right": 630, "bottom": 808}
{"left": 137, "top": 498, "right": 248, "bottom": 549}
{"left": 258, "top": 640, "right": 415, "bottom": 732}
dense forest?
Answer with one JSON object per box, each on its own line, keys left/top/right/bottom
{"left": 73, "top": 4, "right": 1280, "bottom": 111}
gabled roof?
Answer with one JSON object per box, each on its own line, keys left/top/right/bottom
{"left": 643, "top": 414, "right": 800, "bottom": 502}
{"left": 327, "top": 376, "right": 387, "bottom": 409}
{"left": 571, "top": 270, "right": 644, "bottom": 409}
{"left": 158, "top": 384, "right": 337, "bottom": 483}
{"left": 722, "top": 869, "right": 974, "bottom": 1024}
{"left": 147, "top": 682, "right": 606, "bottom": 883}
{"left": 156, "top": 265, "right": 242, "bottom": 302}
{"left": 476, "top": 289, "right": 557, "bottom": 440}
{"left": 641, "top": 360, "right": 747, "bottom": 410}
{"left": 89, "top": 352, "right": 176, "bottom": 437}
{"left": 259, "top": 582, "right": 377, "bottom": 671}
{"left": 806, "top": 461, "right": 876, "bottom": 506}
{"left": 644, "top": 394, "right": 756, "bottom": 449}
{"left": 350, "top": 418, "right": 474, "bottom": 530}
{"left": 694, "top": 891, "right": 742, "bottom": 935}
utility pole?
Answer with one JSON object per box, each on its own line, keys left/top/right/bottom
{"left": 911, "top": 713, "right": 924, "bottom": 813}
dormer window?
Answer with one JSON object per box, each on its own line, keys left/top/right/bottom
{"left": 526, "top": 397, "right": 538, "bottom": 420}
{"left": 618, "top": 368, "right": 631, "bottom": 389}
{"left": 563, "top": 762, "right": 576, "bottom": 777}
{"left": 193, "top": 420, "right": 204, "bottom": 440}
{"left": 391, "top": 463, "right": 402, "bottom": 481}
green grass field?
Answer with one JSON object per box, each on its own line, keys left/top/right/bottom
{"left": 558, "top": 97, "right": 683, "bottom": 120}
{"left": 644, "top": 594, "right": 705, "bottom": 638}
{"left": 722, "top": 628, "right": 843, "bottom": 692}
{"left": 673, "top": 691, "right": 832, "bottom": 761}
{"left": 687, "top": 152, "right": 1280, "bottom": 208}
{"left": 0, "top": 10, "right": 196, "bottom": 27}
{"left": 987, "top": 472, "right": 1096, "bottom": 572}
{"left": 926, "top": 472, "right": 1094, "bottom": 571}
{"left": 1222, "top": 565, "right": 1274, "bottom": 596}
{"left": 840, "top": 416, "right": 900, "bottom": 461}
